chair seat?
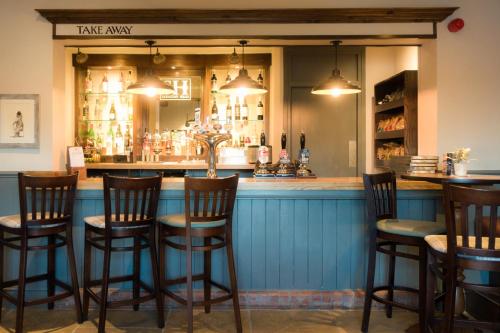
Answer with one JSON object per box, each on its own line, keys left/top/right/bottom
{"left": 158, "top": 213, "right": 226, "bottom": 229}
{"left": 377, "top": 219, "right": 446, "bottom": 238}
{"left": 84, "top": 215, "right": 149, "bottom": 229}
{"left": 425, "top": 235, "right": 500, "bottom": 261}
{"left": 0, "top": 213, "right": 64, "bottom": 229}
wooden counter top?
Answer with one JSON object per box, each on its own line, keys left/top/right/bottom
{"left": 78, "top": 177, "right": 441, "bottom": 191}
{"left": 85, "top": 162, "right": 255, "bottom": 170}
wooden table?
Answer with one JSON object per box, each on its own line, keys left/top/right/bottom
{"left": 401, "top": 172, "right": 500, "bottom": 318}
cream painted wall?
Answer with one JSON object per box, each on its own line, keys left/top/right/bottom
{"left": 364, "top": 46, "right": 419, "bottom": 172}
{"left": 1, "top": 0, "right": 499, "bottom": 171}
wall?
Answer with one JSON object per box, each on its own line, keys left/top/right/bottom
{"left": 364, "top": 46, "right": 419, "bottom": 172}
{"left": 1, "top": 0, "right": 500, "bottom": 171}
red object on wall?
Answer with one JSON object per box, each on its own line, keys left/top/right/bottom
{"left": 448, "top": 18, "right": 465, "bottom": 32}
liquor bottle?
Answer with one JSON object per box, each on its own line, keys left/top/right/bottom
{"left": 234, "top": 97, "right": 241, "bottom": 120}
{"left": 225, "top": 73, "right": 232, "bottom": 84}
{"left": 95, "top": 124, "right": 103, "bottom": 150}
{"left": 210, "top": 71, "right": 218, "bottom": 93}
{"left": 125, "top": 70, "right": 133, "bottom": 88}
{"left": 118, "top": 72, "right": 125, "bottom": 92}
{"left": 226, "top": 97, "right": 232, "bottom": 122}
{"left": 211, "top": 100, "right": 219, "bottom": 122}
{"left": 84, "top": 70, "right": 93, "bottom": 93}
{"left": 257, "top": 70, "right": 264, "bottom": 86}
{"left": 124, "top": 124, "right": 132, "bottom": 149}
{"left": 115, "top": 124, "right": 124, "bottom": 155}
{"left": 105, "top": 126, "right": 114, "bottom": 155}
{"left": 94, "top": 97, "right": 101, "bottom": 120}
{"left": 257, "top": 99, "right": 264, "bottom": 120}
{"left": 108, "top": 101, "right": 116, "bottom": 121}
{"left": 82, "top": 96, "right": 89, "bottom": 121}
{"left": 127, "top": 96, "right": 133, "bottom": 120}
{"left": 241, "top": 97, "right": 249, "bottom": 121}
{"left": 87, "top": 124, "right": 96, "bottom": 147}
{"left": 101, "top": 73, "right": 109, "bottom": 93}
{"left": 141, "top": 128, "right": 151, "bottom": 162}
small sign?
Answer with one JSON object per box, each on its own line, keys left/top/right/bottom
{"left": 160, "top": 77, "right": 192, "bottom": 100}
{"left": 68, "top": 146, "right": 85, "bottom": 168}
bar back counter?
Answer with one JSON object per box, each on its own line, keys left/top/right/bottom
{"left": 0, "top": 173, "right": 442, "bottom": 308}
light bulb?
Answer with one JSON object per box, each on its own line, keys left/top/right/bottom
{"left": 146, "top": 87, "right": 157, "bottom": 97}
{"left": 330, "top": 89, "right": 341, "bottom": 97}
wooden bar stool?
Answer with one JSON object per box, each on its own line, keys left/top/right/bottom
{"left": 0, "top": 172, "right": 83, "bottom": 333}
{"left": 82, "top": 173, "right": 164, "bottom": 333}
{"left": 425, "top": 184, "right": 500, "bottom": 332}
{"left": 361, "top": 171, "right": 446, "bottom": 333}
{"left": 158, "top": 174, "right": 241, "bottom": 333}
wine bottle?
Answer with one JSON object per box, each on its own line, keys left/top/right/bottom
{"left": 108, "top": 101, "right": 116, "bottom": 121}
{"left": 94, "top": 97, "right": 101, "bottom": 120}
{"left": 211, "top": 100, "right": 219, "bottom": 122}
{"left": 257, "top": 99, "right": 264, "bottom": 120}
{"left": 226, "top": 97, "right": 232, "bottom": 122}
{"left": 85, "top": 70, "right": 93, "bottom": 93}
{"left": 241, "top": 97, "right": 248, "bottom": 121}
{"left": 210, "top": 72, "right": 218, "bottom": 93}
{"left": 101, "top": 73, "right": 109, "bottom": 93}
{"left": 105, "top": 126, "right": 114, "bottom": 155}
{"left": 82, "top": 96, "right": 89, "bottom": 121}
{"left": 124, "top": 124, "right": 131, "bottom": 149}
{"left": 115, "top": 124, "right": 124, "bottom": 155}
{"left": 234, "top": 97, "right": 241, "bottom": 120}
{"left": 257, "top": 70, "right": 264, "bottom": 86}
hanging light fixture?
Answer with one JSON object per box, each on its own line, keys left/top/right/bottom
{"left": 127, "top": 40, "right": 174, "bottom": 97}
{"left": 75, "top": 48, "right": 88, "bottom": 64}
{"left": 219, "top": 40, "right": 268, "bottom": 96}
{"left": 311, "top": 41, "right": 361, "bottom": 97}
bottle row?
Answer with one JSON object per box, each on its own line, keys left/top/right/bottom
{"left": 210, "top": 69, "right": 264, "bottom": 94}
{"left": 84, "top": 69, "right": 135, "bottom": 94}
{"left": 80, "top": 95, "right": 133, "bottom": 122}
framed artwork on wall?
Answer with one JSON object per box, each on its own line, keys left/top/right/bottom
{"left": 0, "top": 94, "right": 39, "bottom": 148}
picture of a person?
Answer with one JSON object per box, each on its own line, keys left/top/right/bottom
{"left": 12, "top": 111, "right": 24, "bottom": 137}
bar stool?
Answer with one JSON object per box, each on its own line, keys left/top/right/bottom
{"left": 82, "top": 173, "right": 164, "bottom": 333}
{"left": 425, "top": 184, "right": 500, "bottom": 332}
{"left": 0, "top": 172, "right": 83, "bottom": 333}
{"left": 361, "top": 171, "right": 446, "bottom": 333}
{"left": 158, "top": 174, "right": 241, "bottom": 333}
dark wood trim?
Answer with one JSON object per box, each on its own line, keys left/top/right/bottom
{"left": 36, "top": 8, "right": 458, "bottom": 24}
{"left": 55, "top": 34, "right": 437, "bottom": 40}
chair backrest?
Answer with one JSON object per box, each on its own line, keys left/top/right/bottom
{"left": 363, "top": 171, "right": 397, "bottom": 223}
{"left": 184, "top": 174, "right": 239, "bottom": 228}
{"left": 443, "top": 183, "right": 500, "bottom": 263}
{"left": 103, "top": 173, "right": 162, "bottom": 229}
{"left": 18, "top": 172, "right": 78, "bottom": 227}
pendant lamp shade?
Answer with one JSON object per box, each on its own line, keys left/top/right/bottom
{"left": 311, "top": 41, "right": 361, "bottom": 97}
{"left": 219, "top": 40, "right": 268, "bottom": 96}
{"left": 127, "top": 40, "right": 174, "bottom": 97}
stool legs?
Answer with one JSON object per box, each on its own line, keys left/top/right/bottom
{"left": 15, "top": 238, "right": 28, "bottom": 333}
{"left": 418, "top": 246, "right": 428, "bottom": 333}
{"left": 425, "top": 249, "right": 437, "bottom": 333}
{"left": 186, "top": 233, "right": 194, "bottom": 333}
{"left": 47, "top": 235, "right": 56, "bottom": 310}
{"left": 82, "top": 226, "right": 92, "bottom": 321}
{"left": 0, "top": 231, "right": 4, "bottom": 322}
{"left": 361, "top": 233, "right": 377, "bottom": 333}
{"left": 226, "top": 232, "right": 242, "bottom": 333}
{"left": 203, "top": 237, "right": 212, "bottom": 314}
{"left": 386, "top": 244, "right": 396, "bottom": 318}
{"left": 133, "top": 236, "right": 141, "bottom": 311}
{"left": 148, "top": 228, "right": 165, "bottom": 328}
{"left": 66, "top": 226, "right": 83, "bottom": 323}
{"left": 97, "top": 238, "right": 112, "bottom": 333}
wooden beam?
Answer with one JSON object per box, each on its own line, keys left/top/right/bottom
{"left": 36, "top": 8, "right": 458, "bottom": 25}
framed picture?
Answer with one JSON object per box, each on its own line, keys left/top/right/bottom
{"left": 0, "top": 94, "right": 39, "bottom": 148}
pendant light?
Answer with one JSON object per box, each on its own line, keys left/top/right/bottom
{"left": 219, "top": 40, "right": 268, "bottom": 96}
{"left": 75, "top": 48, "right": 88, "bottom": 64}
{"left": 311, "top": 41, "right": 361, "bottom": 97}
{"left": 127, "top": 40, "right": 174, "bottom": 97}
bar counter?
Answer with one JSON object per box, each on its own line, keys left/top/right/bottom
{"left": 0, "top": 174, "right": 442, "bottom": 308}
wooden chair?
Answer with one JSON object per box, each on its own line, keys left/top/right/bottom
{"left": 425, "top": 184, "right": 500, "bottom": 332}
{"left": 361, "top": 171, "right": 446, "bottom": 333}
{"left": 0, "top": 172, "right": 83, "bottom": 333}
{"left": 82, "top": 173, "right": 164, "bottom": 333}
{"left": 158, "top": 174, "right": 241, "bottom": 333}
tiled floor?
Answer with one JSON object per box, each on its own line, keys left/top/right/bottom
{"left": 0, "top": 308, "right": 425, "bottom": 333}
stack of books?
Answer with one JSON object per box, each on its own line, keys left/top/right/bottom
{"left": 409, "top": 155, "right": 439, "bottom": 173}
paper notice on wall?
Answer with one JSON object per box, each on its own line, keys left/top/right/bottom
{"left": 68, "top": 146, "right": 85, "bottom": 168}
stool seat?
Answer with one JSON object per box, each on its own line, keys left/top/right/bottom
{"left": 425, "top": 235, "right": 500, "bottom": 261}
{"left": 84, "top": 215, "right": 151, "bottom": 229}
{"left": 377, "top": 219, "right": 446, "bottom": 238}
{"left": 0, "top": 213, "right": 64, "bottom": 228}
{"left": 158, "top": 213, "right": 226, "bottom": 228}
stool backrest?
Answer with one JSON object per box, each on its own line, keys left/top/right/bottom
{"left": 103, "top": 173, "right": 162, "bottom": 229}
{"left": 184, "top": 174, "right": 239, "bottom": 227}
{"left": 363, "top": 171, "right": 397, "bottom": 223}
{"left": 18, "top": 172, "right": 78, "bottom": 228}
{"left": 443, "top": 183, "right": 500, "bottom": 263}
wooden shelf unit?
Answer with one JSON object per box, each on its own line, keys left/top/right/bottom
{"left": 374, "top": 70, "right": 418, "bottom": 167}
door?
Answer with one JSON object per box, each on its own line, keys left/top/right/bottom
{"left": 284, "top": 46, "right": 364, "bottom": 177}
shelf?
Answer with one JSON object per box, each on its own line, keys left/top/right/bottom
{"left": 375, "top": 130, "right": 405, "bottom": 140}
{"left": 81, "top": 92, "right": 130, "bottom": 96}
{"left": 78, "top": 119, "right": 133, "bottom": 123}
{"left": 375, "top": 99, "right": 404, "bottom": 113}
